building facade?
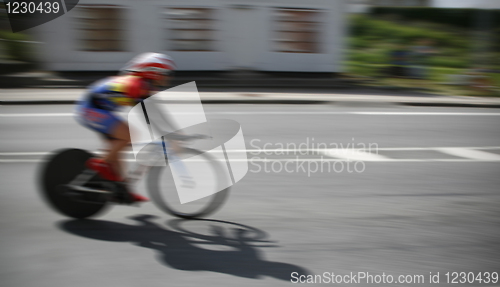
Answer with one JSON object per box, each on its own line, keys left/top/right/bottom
{"left": 369, "top": 0, "right": 431, "bottom": 7}
{"left": 348, "top": 0, "right": 430, "bottom": 13}
{"left": 33, "top": 0, "right": 347, "bottom": 72}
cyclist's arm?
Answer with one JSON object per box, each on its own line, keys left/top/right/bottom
{"left": 120, "top": 76, "right": 150, "bottom": 106}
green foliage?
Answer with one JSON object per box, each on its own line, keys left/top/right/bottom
{"left": 371, "top": 7, "right": 500, "bottom": 30}
{"left": 349, "top": 15, "right": 471, "bottom": 50}
{"left": 348, "top": 37, "right": 370, "bottom": 49}
{"left": 0, "top": 30, "right": 34, "bottom": 62}
{"left": 427, "top": 57, "right": 469, "bottom": 69}
{"left": 345, "top": 61, "right": 381, "bottom": 78}
{"left": 348, "top": 15, "right": 475, "bottom": 69}
{"left": 348, "top": 10, "right": 500, "bottom": 96}
{"left": 349, "top": 50, "right": 387, "bottom": 64}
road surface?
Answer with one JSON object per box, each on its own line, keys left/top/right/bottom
{"left": 1, "top": 103, "right": 499, "bottom": 286}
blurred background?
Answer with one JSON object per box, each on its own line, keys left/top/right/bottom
{"left": 1, "top": 1, "right": 500, "bottom": 287}
{"left": 0, "top": 0, "right": 499, "bottom": 95}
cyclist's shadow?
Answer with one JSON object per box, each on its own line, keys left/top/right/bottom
{"left": 58, "top": 215, "right": 310, "bottom": 280}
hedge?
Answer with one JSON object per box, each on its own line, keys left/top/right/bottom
{"left": 371, "top": 7, "right": 500, "bottom": 30}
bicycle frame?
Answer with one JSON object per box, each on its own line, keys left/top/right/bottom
{"left": 126, "top": 139, "right": 170, "bottom": 185}
{"left": 126, "top": 138, "right": 191, "bottom": 186}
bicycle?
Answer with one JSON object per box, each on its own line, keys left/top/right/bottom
{"left": 38, "top": 134, "right": 230, "bottom": 220}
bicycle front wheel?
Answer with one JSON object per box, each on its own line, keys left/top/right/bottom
{"left": 147, "top": 148, "right": 230, "bottom": 219}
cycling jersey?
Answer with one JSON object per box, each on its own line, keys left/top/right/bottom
{"left": 75, "top": 75, "right": 149, "bottom": 136}
{"left": 82, "top": 75, "right": 148, "bottom": 111}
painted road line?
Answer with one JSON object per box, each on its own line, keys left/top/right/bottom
{"left": 3, "top": 147, "right": 500, "bottom": 163}
{"left": 199, "top": 112, "right": 500, "bottom": 116}
{"left": 2, "top": 158, "right": 500, "bottom": 164}
{"left": 351, "top": 112, "right": 500, "bottom": 116}
{"left": 435, "top": 148, "right": 500, "bottom": 161}
{"left": 0, "top": 152, "right": 48, "bottom": 156}
{"left": 320, "top": 149, "right": 391, "bottom": 161}
{"left": 0, "top": 146, "right": 500, "bottom": 156}
{"left": 0, "top": 159, "right": 41, "bottom": 163}
{"left": 2, "top": 112, "right": 500, "bottom": 117}
{"left": 364, "top": 146, "right": 500, "bottom": 151}
{"left": 2, "top": 147, "right": 500, "bottom": 156}
{"left": 221, "top": 112, "right": 500, "bottom": 116}
{"left": 0, "top": 113, "right": 74, "bottom": 117}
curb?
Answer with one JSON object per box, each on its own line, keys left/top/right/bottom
{"left": 0, "top": 99, "right": 328, "bottom": 105}
{"left": 0, "top": 100, "right": 78, "bottom": 105}
{"left": 0, "top": 76, "right": 351, "bottom": 90}
{"left": 402, "top": 102, "right": 500, "bottom": 108}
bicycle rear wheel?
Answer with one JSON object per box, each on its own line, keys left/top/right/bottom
{"left": 147, "top": 148, "right": 230, "bottom": 219}
{"left": 39, "top": 149, "right": 109, "bottom": 219}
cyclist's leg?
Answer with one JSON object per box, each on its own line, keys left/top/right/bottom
{"left": 103, "top": 122, "right": 130, "bottom": 180}
{"left": 75, "top": 106, "right": 126, "bottom": 180}
{"left": 75, "top": 105, "right": 147, "bottom": 202}
{"left": 105, "top": 122, "right": 148, "bottom": 202}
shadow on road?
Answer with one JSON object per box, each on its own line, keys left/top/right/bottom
{"left": 58, "top": 214, "right": 309, "bottom": 280}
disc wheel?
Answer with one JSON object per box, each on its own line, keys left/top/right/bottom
{"left": 39, "top": 149, "right": 109, "bottom": 219}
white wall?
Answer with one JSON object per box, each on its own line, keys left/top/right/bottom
{"left": 33, "top": 0, "right": 346, "bottom": 72}
{"left": 259, "top": 1, "right": 347, "bottom": 72}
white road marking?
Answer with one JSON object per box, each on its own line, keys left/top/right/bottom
{"left": 2, "top": 111, "right": 500, "bottom": 117}
{"left": 222, "top": 112, "right": 500, "bottom": 116}
{"left": 0, "top": 152, "right": 48, "bottom": 156}
{"left": 3, "top": 147, "right": 500, "bottom": 157}
{"left": 0, "top": 113, "right": 75, "bottom": 117}
{"left": 436, "top": 148, "right": 500, "bottom": 161}
{"left": 352, "top": 112, "right": 500, "bottom": 116}
{"left": 1, "top": 158, "right": 498, "bottom": 163}
{"left": 3, "top": 147, "right": 500, "bottom": 163}
{"left": 0, "top": 159, "right": 41, "bottom": 163}
{"left": 216, "top": 146, "right": 500, "bottom": 152}
{"left": 321, "top": 149, "right": 391, "bottom": 161}
{"left": 364, "top": 146, "right": 500, "bottom": 151}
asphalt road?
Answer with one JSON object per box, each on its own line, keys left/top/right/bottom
{"left": 1, "top": 104, "right": 500, "bottom": 287}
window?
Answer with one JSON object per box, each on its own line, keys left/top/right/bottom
{"left": 166, "top": 8, "right": 215, "bottom": 51}
{"left": 77, "top": 5, "right": 125, "bottom": 51}
{"left": 274, "top": 8, "right": 321, "bottom": 53}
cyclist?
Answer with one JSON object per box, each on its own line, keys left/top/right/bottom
{"left": 75, "top": 52, "right": 176, "bottom": 203}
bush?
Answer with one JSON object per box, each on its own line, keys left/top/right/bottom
{"left": 350, "top": 15, "right": 371, "bottom": 37}
{"left": 348, "top": 15, "right": 474, "bottom": 70}
{"left": 348, "top": 37, "right": 370, "bottom": 49}
{"left": 371, "top": 7, "right": 500, "bottom": 30}
{"left": 349, "top": 50, "right": 387, "bottom": 64}
{"left": 350, "top": 14, "right": 472, "bottom": 49}
{"left": 428, "top": 57, "right": 469, "bottom": 69}
{"left": 0, "top": 30, "right": 34, "bottom": 62}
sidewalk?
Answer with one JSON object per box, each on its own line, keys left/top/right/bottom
{"left": 1, "top": 68, "right": 500, "bottom": 107}
{"left": 1, "top": 87, "right": 500, "bottom": 108}
{"left": 0, "top": 70, "right": 351, "bottom": 89}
